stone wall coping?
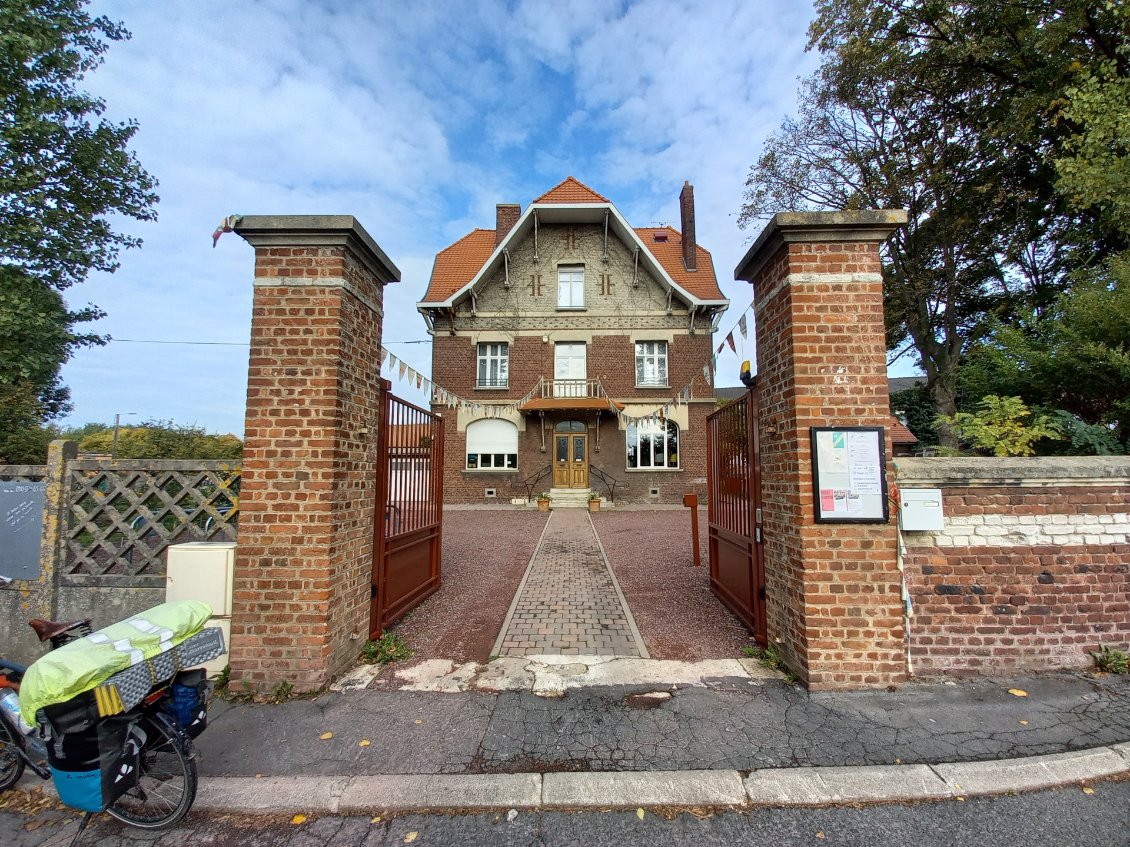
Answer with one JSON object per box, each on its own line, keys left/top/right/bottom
{"left": 734, "top": 210, "right": 908, "bottom": 283}
{"left": 235, "top": 214, "right": 400, "bottom": 284}
{"left": 896, "top": 456, "right": 1130, "bottom": 488}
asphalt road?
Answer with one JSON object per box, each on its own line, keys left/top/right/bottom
{"left": 6, "top": 779, "right": 1128, "bottom": 847}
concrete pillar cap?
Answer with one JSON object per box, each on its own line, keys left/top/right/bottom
{"left": 235, "top": 215, "right": 400, "bottom": 284}
{"left": 734, "top": 210, "right": 907, "bottom": 283}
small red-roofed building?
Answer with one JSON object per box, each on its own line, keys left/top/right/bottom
{"left": 418, "top": 177, "right": 728, "bottom": 504}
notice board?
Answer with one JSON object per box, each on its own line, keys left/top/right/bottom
{"left": 0, "top": 480, "right": 46, "bottom": 580}
{"left": 810, "top": 427, "right": 889, "bottom": 523}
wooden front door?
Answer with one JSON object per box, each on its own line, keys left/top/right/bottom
{"left": 552, "top": 432, "right": 589, "bottom": 488}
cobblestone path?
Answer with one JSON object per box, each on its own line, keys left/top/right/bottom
{"left": 494, "top": 508, "right": 647, "bottom": 657}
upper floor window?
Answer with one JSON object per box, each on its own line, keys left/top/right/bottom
{"left": 558, "top": 265, "right": 584, "bottom": 309}
{"left": 477, "top": 342, "right": 508, "bottom": 388}
{"left": 635, "top": 341, "right": 668, "bottom": 388}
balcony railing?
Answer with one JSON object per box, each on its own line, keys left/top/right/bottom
{"left": 539, "top": 378, "right": 609, "bottom": 399}
{"left": 476, "top": 377, "right": 509, "bottom": 389}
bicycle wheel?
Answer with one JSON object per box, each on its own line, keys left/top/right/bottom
{"left": 0, "top": 717, "right": 25, "bottom": 791}
{"left": 105, "top": 711, "right": 197, "bottom": 830}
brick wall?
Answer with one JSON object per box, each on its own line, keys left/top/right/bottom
{"left": 898, "top": 457, "right": 1130, "bottom": 676}
{"left": 432, "top": 332, "right": 712, "bottom": 504}
{"left": 737, "top": 212, "right": 908, "bottom": 690}
{"left": 231, "top": 216, "right": 397, "bottom": 692}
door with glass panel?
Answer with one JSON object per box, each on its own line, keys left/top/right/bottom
{"left": 552, "top": 420, "right": 588, "bottom": 488}
{"left": 554, "top": 342, "right": 586, "bottom": 398}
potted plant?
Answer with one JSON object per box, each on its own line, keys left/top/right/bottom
{"left": 536, "top": 492, "right": 552, "bottom": 512}
{"left": 588, "top": 491, "right": 602, "bottom": 512}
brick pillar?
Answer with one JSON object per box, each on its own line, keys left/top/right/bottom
{"left": 230, "top": 216, "right": 399, "bottom": 692}
{"left": 735, "top": 211, "right": 908, "bottom": 690}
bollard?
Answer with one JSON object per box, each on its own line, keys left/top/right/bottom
{"left": 682, "top": 493, "right": 701, "bottom": 567}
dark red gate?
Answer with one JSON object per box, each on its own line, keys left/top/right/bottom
{"left": 706, "top": 387, "right": 767, "bottom": 644}
{"left": 370, "top": 381, "right": 444, "bottom": 638}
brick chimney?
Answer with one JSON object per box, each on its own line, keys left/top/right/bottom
{"left": 679, "top": 181, "right": 696, "bottom": 271}
{"left": 496, "top": 204, "right": 521, "bottom": 246}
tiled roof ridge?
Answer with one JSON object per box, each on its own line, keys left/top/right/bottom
{"left": 532, "top": 176, "right": 610, "bottom": 204}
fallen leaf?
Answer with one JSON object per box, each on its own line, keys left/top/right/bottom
{"left": 291, "top": 814, "right": 307, "bottom": 825}
{"left": 404, "top": 832, "right": 418, "bottom": 844}
{"left": 255, "top": 773, "right": 262, "bottom": 778}
{"left": 816, "top": 832, "right": 825, "bottom": 840}
{"left": 1018, "top": 720, "right": 1029, "bottom": 725}
{"left": 415, "top": 719, "right": 423, "bottom": 725}
{"left": 507, "top": 809, "right": 518, "bottom": 822}
{"left": 359, "top": 739, "right": 371, "bottom": 747}
{"left": 1007, "top": 688, "right": 1028, "bottom": 697}
{"left": 371, "top": 816, "right": 382, "bottom": 824}
{"left": 1082, "top": 786, "right": 1095, "bottom": 795}
{"left": 956, "top": 796, "right": 966, "bottom": 802}
{"left": 636, "top": 808, "right": 645, "bottom": 820}
{"left": 319, "top": 731, "right": 334, "bottom": 740}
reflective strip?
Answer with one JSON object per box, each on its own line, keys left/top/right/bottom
{"left": 127, "top": 618, "right": 175, "bottom": 653}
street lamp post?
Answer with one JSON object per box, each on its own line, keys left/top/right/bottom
{"left": 112, "top": 412, "right": 137, "bottom": 459}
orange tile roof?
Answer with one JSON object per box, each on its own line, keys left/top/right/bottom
{"left": 421, "top": 228, "right": 496, "bottom": 303}
{"left": 635, "top": 227, "right": 725, "bottom": 301}
{"left": 532, "top": 176, "right": 609, "bottom": 204}
{"left": 888, "top": 417, "right": 918, "bottom": 445}
{"left": 420, "top": 184, "right": 726, "bottom": 305}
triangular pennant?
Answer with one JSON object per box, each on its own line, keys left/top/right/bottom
{"left": 398, "top": 361, "right": 407, "bottom": 380}
{"left": 415, "top": 373, "right": 423, "bottom": 389}
{"left": 716, "top": 341, "right": 725, "bottom": 355}
{"left": 738, "top": 314, "right": 748, "bottom": 339}
{"left": 726, "top": 332, "right": 736, "bottom": 353}
{"left": 388, "top": 353, "right": 398, "bottom": 371}
{"left": 379, "top": 347, "right": 388, "bottom": 365}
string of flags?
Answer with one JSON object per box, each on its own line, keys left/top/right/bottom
{"left": 715, "top": 302, "right": 752, "bottom": 368}
{"left": 378, "top": 343, "right": 716, "bottom": 427}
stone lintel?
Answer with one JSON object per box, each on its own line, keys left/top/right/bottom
{"left": 734, "top": 210, "right": 908, "bottom": 283}
{"left": 896, "top": 456, "right": 1130, "bottom": 488}
{"left": 235, "top": 214, "right": 401, "bottom": 284}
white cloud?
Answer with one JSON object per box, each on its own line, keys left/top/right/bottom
{"left": 60, "top": 0, "right": 819, "bottom": 433}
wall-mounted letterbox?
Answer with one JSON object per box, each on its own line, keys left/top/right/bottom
{"left": 899, "top": 488, "right": 944, "bottom": 531}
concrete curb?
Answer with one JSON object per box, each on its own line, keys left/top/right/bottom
{"left": 191, "top": 744, "right": 1130, "bottom": 815}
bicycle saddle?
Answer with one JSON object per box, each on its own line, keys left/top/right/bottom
{"left": 28, "top": 618, "right": 92, "bottom": 643}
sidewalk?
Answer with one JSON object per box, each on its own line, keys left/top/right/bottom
{"left": 182, "top": 666, "right": 1130, "bottom": 814}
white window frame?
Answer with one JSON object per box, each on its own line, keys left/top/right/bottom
{"left": 626, "top": 419, "right": 680, "bottom": 470}
{"left": 476, "top": 342, "right": 509, "bottom": 389}
{"left": 635, "top": 341, "right": 668, "bottom": 388}
{"left": 465, "top": 418, "right": 519, "bottom": 471}
{"left": 557, "top": 265, "right": 585, "bottom": 309}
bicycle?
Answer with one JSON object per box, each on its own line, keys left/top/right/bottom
{"left": 0, "top": 576, "right": 213, "bottom": 837}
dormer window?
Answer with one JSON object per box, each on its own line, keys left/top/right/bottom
{"left": 653, "top": 233, "right": 669, "bottom": 243}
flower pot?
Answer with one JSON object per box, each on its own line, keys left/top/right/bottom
{"left": 537, "top": 499, "right": 550, "bottom": 512}
{"left": 588, "top": 499, "right": 601, "bottom": 512}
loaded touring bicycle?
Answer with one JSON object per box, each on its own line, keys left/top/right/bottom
{"left": 0, "top": 581, "right": 224, "bottom": 839}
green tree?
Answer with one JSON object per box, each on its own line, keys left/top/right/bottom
{"left": 937, "top": 395, "right": 1063, "bottom": 457}
{"left": 744, "top": 1, "right": 1129, "bottom": 443}
{"left": 0, "top": 0, "right": 158, "bottom": 435}
{"left": 77, "top": 420, "right": 243, "bottom": 461}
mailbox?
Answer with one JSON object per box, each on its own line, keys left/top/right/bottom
{"left": 899, "top": 488, "right": 944, "bottom": 531}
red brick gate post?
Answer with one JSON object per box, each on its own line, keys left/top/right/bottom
{"left": 735, "top": 211, "right": 907, "bottom": 690}
{"left": 230, "top": 216, "right": 399, "bottom": 692}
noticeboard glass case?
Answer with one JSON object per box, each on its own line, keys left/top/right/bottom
{"left": 809, "top": 426, "right": 889, "bottom": 523}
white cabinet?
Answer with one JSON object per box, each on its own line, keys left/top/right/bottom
{"left": 166, "top": 542, "right": 236, "bottom": 676}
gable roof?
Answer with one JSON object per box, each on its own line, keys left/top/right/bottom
{"left": 419, "top": 179, "right": 729, "bottom": 308}
{"left": 425, "top": 228, "right": 497, "bottom": 304}
{"left": 532, "top": 176, "right": 610, "bottom": 204}
{"left": 635, "top": 227, "right": 723, "bottom": 301}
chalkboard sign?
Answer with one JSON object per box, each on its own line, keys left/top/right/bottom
{"left": 0, "top": 481, "right": 45, "bottom": 580}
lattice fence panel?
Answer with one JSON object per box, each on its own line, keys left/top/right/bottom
{"left": 64, "top": 459, "right": 240, "bottom": 586}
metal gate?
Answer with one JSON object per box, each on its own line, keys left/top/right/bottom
{"left": 370, "top": 381, "right": 444, "bottom": 638}
{"left": 706, "top": 387, "right": 767, "bottom": 644}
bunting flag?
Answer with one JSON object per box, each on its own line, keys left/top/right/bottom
{"left": 388, "top": 353, "right": 398, "bottom": 372}
{"left": 415, "top": 373, "right": 423, "bottom": 390}
{"left": 716, "top": 341, "right": 725, "bottom": 355}
{"left": 398, "top": 361, "right": 407, "bottom": 380}
{"left": 379, "top": 347, "right": 389, "bottom": 366}
{"left": 726, "top": 332, "right": 736, "bottom": 353}
{"left": 738, "top": 314, "right": 748, "bottom": 339}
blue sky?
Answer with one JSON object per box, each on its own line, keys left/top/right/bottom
{"left": 61, "top": 0, "right": 907, "bottom": 436}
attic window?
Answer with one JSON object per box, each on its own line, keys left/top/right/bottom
{"left": 653, "top": 233, "right": 669, "bottom": 243}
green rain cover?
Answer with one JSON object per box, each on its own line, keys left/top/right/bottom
{"left": 20, "top": 600, "right": 212, "bottom": 725}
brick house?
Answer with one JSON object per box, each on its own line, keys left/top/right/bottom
{"left": 418, "top": 177, "right": 729, "bottom": 504}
